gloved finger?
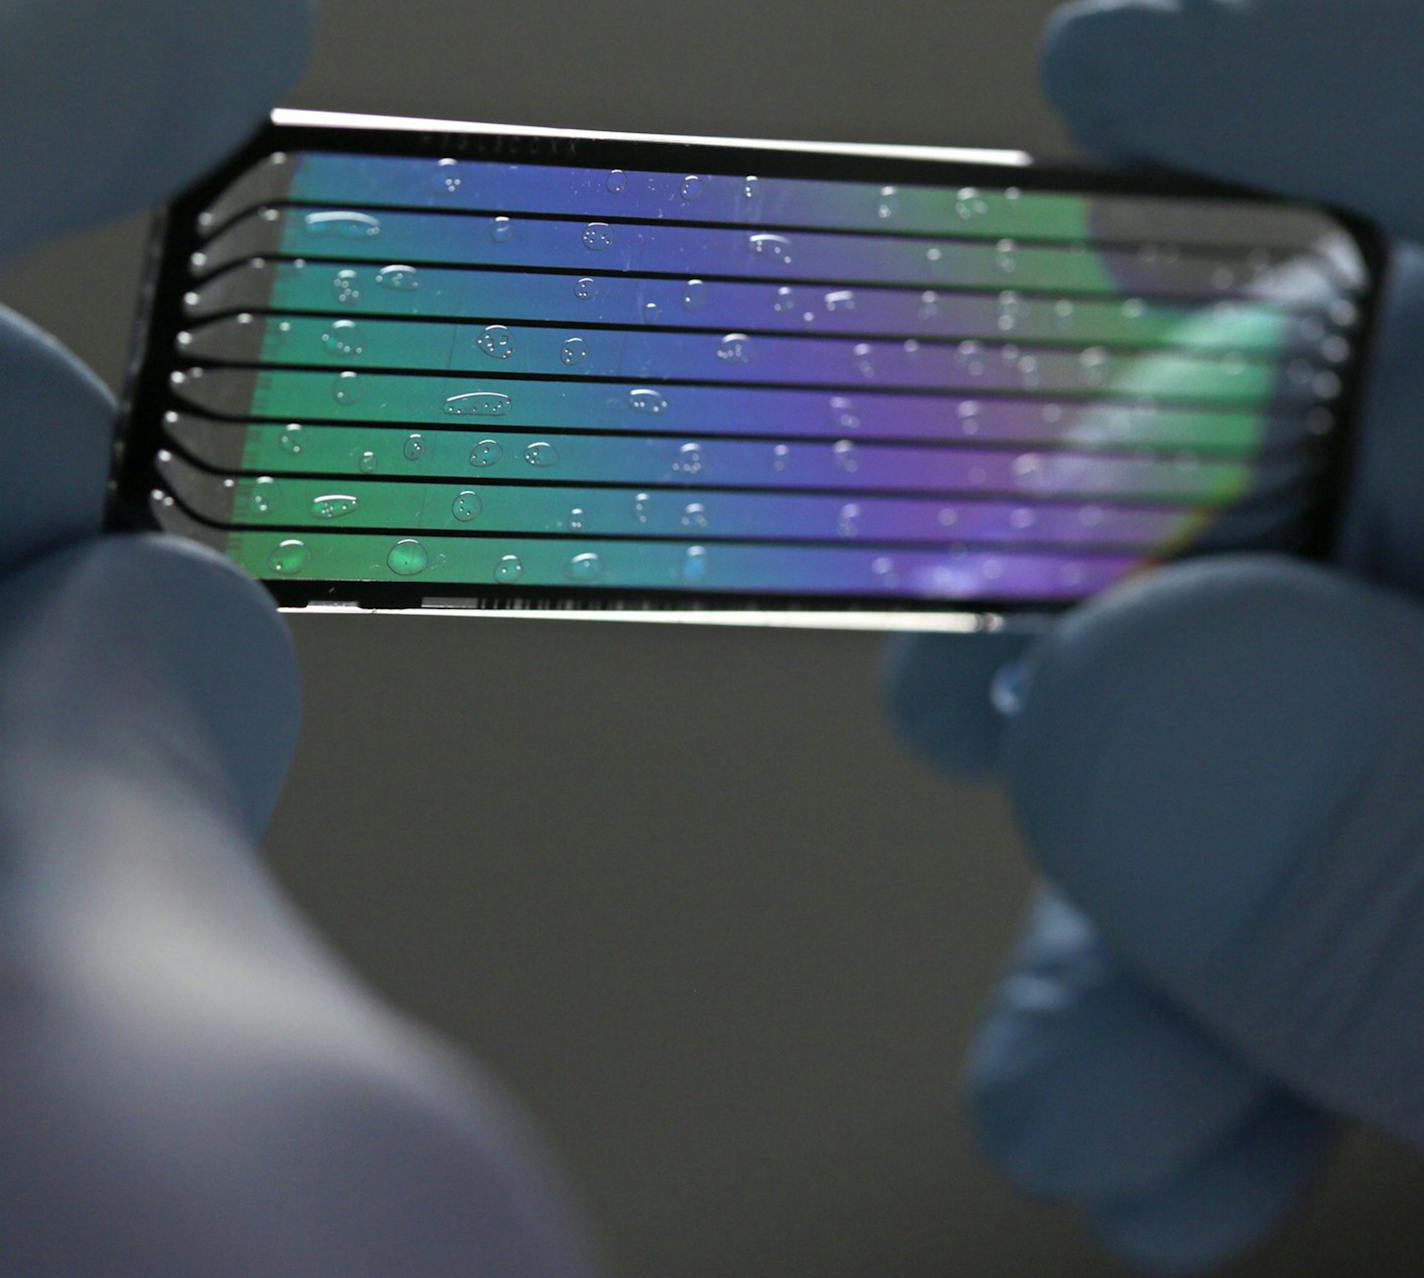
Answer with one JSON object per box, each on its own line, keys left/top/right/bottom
{"left": 1090, "top": 1092, "right": 1331, "bottom": 1275}
{"left": 0, "top": 0, "right": 315, "bottom": 260}
{"left": 966, "top": 887, "right": 1327, "bottom": 1209}
{"left": 1002, "top": 553, "right": 1424, "bottom": 1150}
{"left": 0, "top": 304, "right": 114, "bottom": 573}
{"left": 1040, "top": 0, "right": 1424, "bottom": 242}
{"left": 880, "top": 631, "right": 1037, "bottom": 777}
{"left": 0, "top": 533, "right": 300, "bottom": 837}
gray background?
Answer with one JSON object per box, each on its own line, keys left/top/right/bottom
{"left": 5, "top": 0, "right": 1422, "bottom": 1272}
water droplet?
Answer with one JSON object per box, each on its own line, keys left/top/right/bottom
{"left": 357, "top": 450, "right": 377, "bottom": 473}
{"left": 1321, "top": 334, "right": 1350, "bottom": 364}
{"left": 582, "top": 222, "right": 614, "bottom": 251}
{"left": 434, "top": 158, "right": 462, "bottom": 194}
{"left": 642, "top": 300, "right": 660, "bottom": 323}
{"left": 749, "top": 233, "right": 792, "bottom": 264}
{"left": 1314, "top": 370, "right": 1342, "bottom": 398}
{"left": 871, "top": 556, "right": 898, "bottom": 588}
{"left": 333, "top": 371, "right": 361, "bottom": 404}
{"left": 876, "top": 185, "right": 898, "bottom": 219}
{"left": 1009, "top": 507, "right": 1035, "bottom": 530}
{"left": 401, "top": 433, "right": 425, "bottom": 461}
{"left": 673, "top": 442, "right": 705, "bottom": 475}
{"left": 1013, "top": 453, "right": 1043, "bottom": 482}
{"left": 628, "top": 387, "right": 668, "bottom": 415}
{"left": 248, "top": 476, "right": 276, "bottom": 514}
{"left": 633, "top": 492, "right": 652, "bottom": 523}
{"left": 321, "top": 319, "right": 363, "bottom": 357}
{"left": 679, "top": 175, "right": 703, "bottom": 201}
{"left": 311, "top": 493, "right": 358, "bottom": 520}
{"left": 268, "top": 539, "right": 308, "bottom": 574}
{"left": 524, "top": 441, "right": 559, "bottom": 467}
{"left": 1079, "top": 347, "right": 1109, "bottom": 385}
{"left": 918, "top": 289, "right": 940, "bottom": 319}
{"left": 445, "top": 391, "right": 512, "bottom": 416}
{"left": 773, "top": 286, "right": 797, "bottom": 313}
{"left": 469, "top": 439, "right": 503, "bottom": 467}
{"left": 560, "top": 337, "right": 589, "bottom": 365}
{"left": 495, "top": 554, "right": 524, "bottom": 583}
{"left": 938, "top": 507, "right": 958, "bottom": 527}
{"left": 683, "top": 545, "right": 708, "bottom": 583}
{"left": 1329, "top": 299, "right": 1359, "bottom": 328}
{"left": 491, "top": 215, "right": 514, "bottom": 242}
{"left": 1220, "top": 351, "right": 1247, "bottom": 377}
{"left": 771, "top": 443, "right": 790, "bottom": 472}
{"left": 1120, "top": 297, "right": 1144, "bottom": 320}
{"left": 376, "top": 263, "right": 419, "bottom": 291}
{"left": 926, "top": 246, "right": 944, "bottom": 265}
{"left": 451, "top": 489, "right": 482, "bottom": 522}
{"left": 567, "top": 552, "right": 602, "bottom": 581}
{"left": 836, "top": 502, "right": 861, "bottom": 537}
{"left": 955, "top": 188, "right": 988, "bottom": 221}
{"left": 278, "top": 424, "right": 304, "bottom": 455}
{"left": 332, "top": 269, "right": 361, "bottom": 304}
{"left": 742, "top": 175, "right": 760, "bottom": 200}
{"left": 824, "top": 289, "right": 856, "bottom": 313}
{"left": 304, "top": 210, "right": 381, "bottom": 237}
{"left": 681, "top": 502, "right": 708, "bottom": 529}
{"left": 832, "top": 440, "right": 858, "bottom": 472}
{"left": 852, "top": 342, "right": 875, "bottom": 378}
{"left": 830, "top": 396, "right": 860, "bottom": 431}
{"left": 575, "top": 276, "right": 598, "bottom": 300}
{"left": 996, "top": 239, "right": 1018, "bottom": 273}
{"left": 387, "top": 538, "right": 428, "bottom": 576}
{"left": 606, "top": 169, "right": 627, "bottom": 193}
{"left": 476, "top": 324, "right": 516, "bottom": 360}
{"left": 682, "top": 278, "right": 706, "bottom": 310}
{"left": 716, "top": 333, "right": 753, "bottom": 364}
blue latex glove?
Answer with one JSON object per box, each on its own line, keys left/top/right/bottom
{"left": 0, "top": 3, "right": 595, "bottom": 1273}
{"left": 889, "top": 1, "right": 1424, "bottom": 1270}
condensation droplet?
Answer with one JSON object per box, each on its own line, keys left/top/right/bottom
{"left": 716, "top": 333, "right": 752, "bottom": 364}
{"left": 476, "top": 324, "right": 516, "bottom": 359}
{"left": 673, "top": 442, "right": 705, "bottom": 475}
{"left": 451, "top": 490, "right": 482, "bottom": 522}
{"left": 278, "top": 424, "right": 304, "bottom": 455}
{"left": 567, "top": 552, "right": 602, "bottom": 581}
{"left": 403, "top": 433, "right": 425, "bottom": 461}
{"left": 771, "top": 443, "right": 790, "bottom": 472}
{"left": 332, "top": 269, "right": 361, "bottom": 304}
{"left": 333, "top": 370, "right": 361, "bottom": 404}
{"left": 876, "top": 185, "right": 897, "bottom": 220}
{"left": 830, "top": 396, "right": 860, "bottom": 431}
{"left": 312, "top": 493, "right": 359, "bottom": 520}
{"left": 749, "top": 233, "right": 792, "bottom": 264}
{"left": 357, "top": 450, "right": 377, "bottom": 473}
{"left": 268, "top": 539, "right": 307, "bottom": 574}
{"left": 683, "top": 545, "right": 708, "bottom": 583}
{"left": 321, "top": 319, "right": 363, "bottom": 357}
{"left": 445, "top": 391, "right": 512, "bottom": 416}
{"left": 560, "top": 337, "right": 589, "bottom": 365}
{"left": 249, "top": 476, "right": 276, "bottom": 514}
{"left": 628, "top": 387, "right": 668, "bottom": 415}
{"left": 491, "top": 215, "right": 514, "bottom": 242}
{"left": 434, "top": 158, "right": 462, "bottom": 194}
{"left": 523, "top": 441, "right": 559, "bottom": 467}
{"left": 606, "top": 169, "right": 627, "bottom": 193}
{"left": 742, "top": 175, "right": 760, "bottom": 200}
{"left": 679, "top": 175, "right": 703, "bottom": 201}
{"left": 304, "top": 210, "right": 381, "bottom": 238}
{"left": 683, "top": 279, "right": 706, "bottom": 310}
{"left": 376, "top": 263, "right": 420, "bottom": 291}
{"left": 681, "top": 502, "right": 708, "bottom": 529}
{"left": 568, "top": 506, "right": 587, "bottom": 531}
{"left": 837, "top": 503, "right": 861, "bottom": 537}
{"left": 387, "top": 538, "right": 428, "bottom": 576}
{"left": 495, "top": 554, "right": 524, "bottom": 583}
{"left": 633, "top": 492, "right": 652, "bottom": 523}
{"left": 832, "top": 440, "right": 858, "bottom": 472}
{"left": 575, "top": 276, "right": 598, "bottom": 300}
{"left": 469, "top": 439, "right": 503, "bottom": 467}
{"left": 824, "top": 289, "right": 856, "bottom": 313}
{"left": 582, "top": 222, "right": 614, "bottom": 251}
{"left": 773, "top": 286, "right": 797, "bottom": 313}
{"left": 871, "top": 556, "right": 898, "bottom": 588}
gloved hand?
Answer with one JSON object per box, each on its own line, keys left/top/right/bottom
{"left": 888, "top": 1, "right": 1424, "bottom": 1270}
{"left": 0, "top": 3, "right": 594, "bottom": 1273}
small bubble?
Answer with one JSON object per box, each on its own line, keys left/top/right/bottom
{"left": 304, "top": 210, "right": 381, "bottom": 237}
{"left": 567, "top": 552, "right": 602, "bottom": 581}
{"left": 375, "top": 264, "right": 419, "bottom": 291}
{"left": 575, "top": 276, "right": 599, "bottom": 300}
{"left": 321, "top": 319, "right": 363, "bottom": 357}
{"left": 832, "top": 440, "right": 858, "bottom": 472}
{"left": 716, "top": 333, "right": 753, "bottom": 364}
{"left": 495, "top": 554, "right": 524, "bottom": 583}
{"left": 683, "top": 545, "right": 708, "bottom": 583}
{"left": 333, "top": 370, "right": 361, "bottom": 404}
{"left": 836, "top": 503, "right": 861, "bottom": 537}
{"left": 311, "top": 493, "right": 358, "bottom": 520}
{"left": 628, "top": 387, "right": 669, "bottom": 415}
{"left": 332, "top": 269, "right": 361, "bottom": 305}
{"left": 387, "top": 539, "right": 428, "bottom": 576}
{"left": 560, "top": 337, "right": 589, "bottom": 365}
{"left": 633, "top": 492, "right": 653, "bottom": 523}
{"left": 749, "top": 232, "right": 792, "bottom": 264}
{"left": 524, "top": 441, "right": 559, "bottom": 467}
{"left": 682, "top": 279, "right": 707, "bottom": 310}
{"left": 582, "top": 222, "right": 614, "bottom": 251}
{"left": 673, "top": 442, "right": 705, "bottom": 475}
{"left": 824, "top": 289, "right": 856, "bottom": 313}
{"left": 491, "top": 215, "right": 514, "bottom": 242}
{"left": 451, "top": 489, "right": 482, "bottom": 522}
{"left": 469, "top": 439, "right": 503, "bottom": 467}
{"left": 773, "top": 286, "right": 797, "bottom": 313}
{"left": 403, "top": 433, "right": 425, "bottom": 461}
{"left": 476, "top": 324, "right": 516, "bottom": 359}
{"left": 434, "top": 158, "right": 462, "bottom": 194}
{"left": 446, "top": 391, "right": 512, "bottom": 416}
{"left": 681, "top": 502, "right": 708, "bottom": 529}
{"left": 278, "top": 424, "right": 304, "bottom": 455}
{"left": 606, "top": 169, "right": 627, "bottom": 193}
{"left": 679, "top": 175, "right": 703, "bottom": 201}
{"left": 267, "top": 539, "right": 307, "bottom": 574}
{"left": 357, "top": 450, "right": 377, "bottom": 473}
